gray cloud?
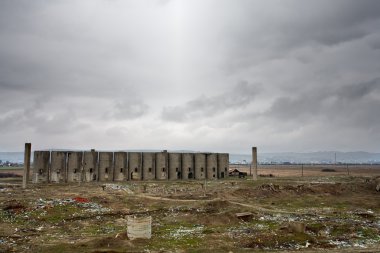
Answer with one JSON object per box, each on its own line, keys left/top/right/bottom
{"left": 107, "top": 99, "right": 149, "bottom": 120}
{"left": 0, "top": 98, "right": 87, "bottom": 135}
{"left": 0, "top": 0, "right": 380, "bottom": 152}
{"left": 215, "top": 0, "right": 380, "bottom": 73}
{"left": 265, "top": 77, "right": 380, "bottom": 128}
{"left": 340, "top": 78, "right": 380, "bottom": 100}
{"left": 162, "top": 82, "right": 260, "bottom": 122}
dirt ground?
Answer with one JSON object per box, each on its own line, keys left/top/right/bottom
{"left": 1, "top": 167, "right": 380, "bottom": 252}
{"left": 231, "top": 164, "right": 380, "bottom": 178}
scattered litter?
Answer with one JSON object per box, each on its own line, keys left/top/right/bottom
{"left": 34, "top": 198, "right": 110, "bottom": 213}
{"left": 103, "top": 184, "right": 134, "bottom": 194}
{"left": 329, "top": 240, "right": 350, "bottom": 248}
{"left": 169, "top": 225, "right": 204, "bottom": 239}
{"left": 73, "top": 197, "right": 89, "bottom": 203}
{"left": 257, "top": 184, "right": 280, "bottom": 192}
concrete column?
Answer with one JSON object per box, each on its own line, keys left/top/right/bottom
{"left": 182, "top": 153, "right": 194, "bottom": 180}
{"left": 252, "top": 147, "right": 258, "bottom": 180}
{"left": 142, "top": 152, "right": 155, "bottom": 180}
{"left": 206, "top": 153, "right": 217, "bottom": 180}
{"left": 217, "top": 153, "right": 229, "bottom": 179}
{"left": 22, "top": 143, "right": 31, "bottom": 189}
{"left": 168, "top": 153, "right": 181, "bottom": 180}
{"left": 98, "top": 152, "right": 113, "bottom": 182}
{"left": 194, "top": 153, "right": 206, "bottom": 180}
{"left": 156, "top": 151, "right": 168, "bottom": 180}
{"left": 114, "top": 152, "right": 127, "bottom": 181}
{"left": 50, "top": 151, "right": 67, "bottom": 183}
{"left": 32, "top": 151, "right": 50, "bottom": 183}
{"left": 128, "top": 152, "right": 142, "bottom": 180}
{"left": 83, "top": 150, "right": 98, "bottom": 182}
{"left": 67, "top": 151, "right": 83, "bottom": 182}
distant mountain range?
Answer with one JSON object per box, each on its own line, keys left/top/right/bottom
{"left": 231, "top": 151, "right": 380, "bottom": 164}
{"left": 1, "top": 151, "right": 380, "bottom": 164}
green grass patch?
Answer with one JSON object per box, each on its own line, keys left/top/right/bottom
{"left": 29, "top": 205, "right": 82, "bottom": 223}
{"left": 148, "top": 223, "right": 205, "bottom": 250}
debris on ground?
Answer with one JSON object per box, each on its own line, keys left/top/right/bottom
{"left": 257, "top": 183, "right": 280, "bottom": 192}
{"left": 1, "top": 175, "right": 380, "bottom": 252}
{"left": 102, "top": 184, "right": 134, "bottom": 193}
{"left": 235, "top": 212, "right": 254, "bottom": 221}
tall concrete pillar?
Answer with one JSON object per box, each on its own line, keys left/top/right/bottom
{"left": 32, "top": 151, "right": 50, "bottom": 183}
{"left": 168, "top": 153, "right": 181, "bottom": 180}
{"left": 217, "top": 153, "right": 229, "bottom": 179}
{"left": 114, "top": 152, "right": 127, "bottom": 181}
{"left": 128, "top": 152, "right": 142, "bottom": 180}
{"left": 98, "top": 152, "right": 113, "bottom": 182}
{"left": 194, "top": 153, "right": 206, "bottom": 180}
{"left": 252, "top": 147, "right": 258, "bottom": 180}
{"left": 206, "top": 153, "right": 218, "bottom": 180}
{"left": 50, "top": 151, "right": 67, "bottom": 183}
{"left": 83, "top": 150, "right": 98, "bottom": 182}
{"left": 142, "top": 152, "right": 155, "bottom": 180}
{"left": 156, "top": 151, "right": 168, "bottom": 180}
{"left": 181, "top": 153, "right": 194, "bottom": 180}
{"left": 67, "top": 151, "right": 83, "bottom": 182}
{"left": 22, "top": 143, "right": 31, "bottom": 188}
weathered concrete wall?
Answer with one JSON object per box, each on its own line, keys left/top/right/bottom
{"left": 168, "top": 153, "right": 181, "bottom": 180}
{"left": 67, "top": 151, "right": 83, "bottom": 182}
{"left": 206, "top": 153, "right": 218, "bottom": 180}
{"left": 129, "top": 152, "right": 142, "bottom": 180}
{"left": 114, "top": 152, "right": 127, "bottom": 181}
{"left": 217, "top": 153, "right": 229, "bottom": 179}
{"left": 50, "top": 151, "right": 67, "bottom": 183}
{"left": 32, "top": 150, "right": 229, "bottom": 183}
{"left": 181, "top": 153, "right": 194, "bottom": 180}
{"left": 99, "top": 152, "right": 113, "bottom": 182}
{"left": 156, "top": 152, "right": 168, "bottom": 180}
{"left": 33, "top": 151, "right": 50, "bottom": 183}
{"left": 194, "top": 153, "right": 206, "bottom": 180}
{"left": 83, "top": 151, "right": 98, "bottom": 182}
{"left": 142, "top": 152, "right": 155, "bottom": 180}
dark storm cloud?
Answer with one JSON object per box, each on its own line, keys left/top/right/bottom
{"left": 340, "top": 78, "right": 380, "bottom": 100}
{"left": 162, "top": 82, "right": 260, "bottom": 122}
{"left": 1, "top": 0, "right": 380, "bottom": 152}
{"left": 219, "top": 0, "right": 380, "bottom": 72}
{"left": 265, "top": 78, "right": 380, "bottom": 127}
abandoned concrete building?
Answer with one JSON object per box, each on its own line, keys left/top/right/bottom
{"left": 32, "top": 150, "right": 229, "bottom": 183}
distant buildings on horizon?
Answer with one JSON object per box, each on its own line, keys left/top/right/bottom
{"left": 1, "top": 152, "right": 380, "bottom": 166}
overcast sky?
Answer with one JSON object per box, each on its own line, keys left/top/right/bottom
{"left": 1, "top": 0, "right": 380, "bottom": 153}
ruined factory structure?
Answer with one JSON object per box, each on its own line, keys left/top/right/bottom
{"left": 32, "top": 150, "right": 229, "bottom": 183}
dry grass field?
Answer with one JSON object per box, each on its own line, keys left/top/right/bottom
{"left": 231, "top": 164, "right": 380, "bottom": 178}
{"left": 1, "top": 166, "right": 380, "bottom": 252}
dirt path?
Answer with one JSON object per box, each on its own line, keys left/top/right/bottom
{"left": 227, "top": 200, "right": 305, "bottom": 215}
{"left": 135, "top": 193, "right": 217, "bottom": 202}
{"left": 136, "top": 193, "right": 307, "bottom": 215}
